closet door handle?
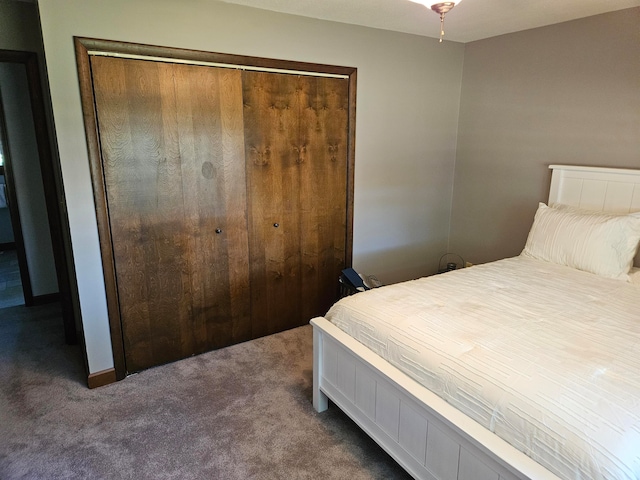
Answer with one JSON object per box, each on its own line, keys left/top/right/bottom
{"left": 273, "top": 223, "right": 279, "bottom": 228}
{"left": 215, "top": 228, "right": 222, "bottom": 234}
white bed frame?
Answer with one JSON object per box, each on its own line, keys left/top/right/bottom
{"left": 311, "top": 165, "right": 640, "bottom": 480}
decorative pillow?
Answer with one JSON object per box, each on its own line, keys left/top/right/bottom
{"left": 521, "top": 203, "right": 640, "bottom": 281}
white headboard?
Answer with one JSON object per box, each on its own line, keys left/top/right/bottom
{"left": 549, "top": 165, "right": 640, "bottom": 213}
{"left": 549, "top": 164, "right": 640, "bottom": 267}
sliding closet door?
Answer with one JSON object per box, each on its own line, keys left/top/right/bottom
{"left": 243, "top": 71, "right": 349, "bottom": 337}
{"left": 90, "top": 56, "right": 251, "bottom": 372}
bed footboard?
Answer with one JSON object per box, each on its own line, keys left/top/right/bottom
{"left": 311, "top": 317, "right": 559, "bottom": 480}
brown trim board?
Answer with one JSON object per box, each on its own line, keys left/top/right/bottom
{"left": 87, "top": 368, "right": 117, "bottom": 389}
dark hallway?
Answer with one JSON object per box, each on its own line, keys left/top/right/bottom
{"left": 0, "top": 248, "right": 24, "bottom": 309}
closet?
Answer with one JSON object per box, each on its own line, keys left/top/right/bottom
{"left": 76, "top": 39, "right": 355, "bottom": 377}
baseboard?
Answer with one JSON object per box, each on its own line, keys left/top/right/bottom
{"left": 87, "top": 368, "right": 117, "bottom": 389}
{"left": 32, "top": 292, "right": 60, "bottom": 305}
{"left": 0, "top": 242, "right": 16, "bottom": 251}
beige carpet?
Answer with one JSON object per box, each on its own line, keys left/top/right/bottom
{"left": 0, "top": 303, "right": 411, "bottom": 479}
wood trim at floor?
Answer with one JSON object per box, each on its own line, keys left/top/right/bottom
{"left": 87, "top": 368, "right": 117, "bottom": 389}
{"left": 32, "top": 292, "right": 60, "bottom": 305}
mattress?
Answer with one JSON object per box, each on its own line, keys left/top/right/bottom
{"left": 326, "top": 256, "right": 640, "bottom": 480}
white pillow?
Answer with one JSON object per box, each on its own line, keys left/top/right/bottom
{"left": 522, "top": 203, "right": 640, "bottom": 280}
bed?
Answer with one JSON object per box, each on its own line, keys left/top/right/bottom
{"left": 311, "top": 165, "right": 640, "bottom": 480}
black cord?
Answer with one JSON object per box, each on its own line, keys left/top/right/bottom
{"left": 438, "top": 253, "right": 465, "bottom": 272}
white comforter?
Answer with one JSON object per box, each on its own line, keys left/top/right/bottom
{"left": 326, "top": 256, "right": 640, "bottom": 480}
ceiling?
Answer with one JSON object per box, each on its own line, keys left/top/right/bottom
{"left": 219, "top": 0, "right": 640, "bottom": 43}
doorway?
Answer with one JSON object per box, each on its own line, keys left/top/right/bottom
{"left": 0, "top": 67, "right": 34, "bottom": 309}
{"left": 0, "top": 160, "right": 23, "bottom": 307}
{"left": 0, "top": 49, "right": 77, "bottom": 347}
{"left": 0, "top": 142, "right": 22, "bottom": 308}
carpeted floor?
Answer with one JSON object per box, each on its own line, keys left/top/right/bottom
{"left": 0, "top": 303, "right": 411, "bottom": 479}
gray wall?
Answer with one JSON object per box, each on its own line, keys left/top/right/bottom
{"left": 38, "top": 0, "right": 465, "bottom": 374}
{"left": 450, "top": 8, "right": 640, "bottom": 265}
{"left": 0, "top": 0, "right": 58, "bottom": 296}
{"left": 0, "top": 0, "right": 42, "bottom": 52}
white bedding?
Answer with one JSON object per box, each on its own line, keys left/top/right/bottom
{"left": 326, "top": 256, "right": 640, "bottom": 480}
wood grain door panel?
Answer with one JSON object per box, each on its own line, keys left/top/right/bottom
{"left": 243, "top": 71, "right": 301, "bottom": 338}
{"left": 91, "top": 56, "right": 250, "bottom": 372}
{"left": 76, "top": 38, "right": 355, "bottom": 379}
{"left": 298, "top": 75, "right": 349, "bottom": 321}
{"left": 243, "top": 71, "right": 349, "bottom": 337}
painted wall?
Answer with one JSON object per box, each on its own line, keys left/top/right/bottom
{"left": 450, "top": 8, "right": 640, "bottom": 265}
{"left": 0, "top": 0, "right": 42, "bottom": 52}
{"left": 0, "top": 0, "right": 59, "bottom": 296}
{"left": 37, "top": 0, "right": 465, "bottom": 374}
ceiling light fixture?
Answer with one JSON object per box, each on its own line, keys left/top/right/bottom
{"left": 409, "top": 0, "right": 463, "bottom": 43}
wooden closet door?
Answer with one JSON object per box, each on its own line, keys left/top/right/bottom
{"left": 90, "top": 56, "right": 250, "bottom": 372}
{"left": 243, "top": 71, "right": 349, "bottom": 337}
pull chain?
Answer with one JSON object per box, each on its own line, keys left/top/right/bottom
{"left": 439, "top": 12, "right": 445, "bottom": 43}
